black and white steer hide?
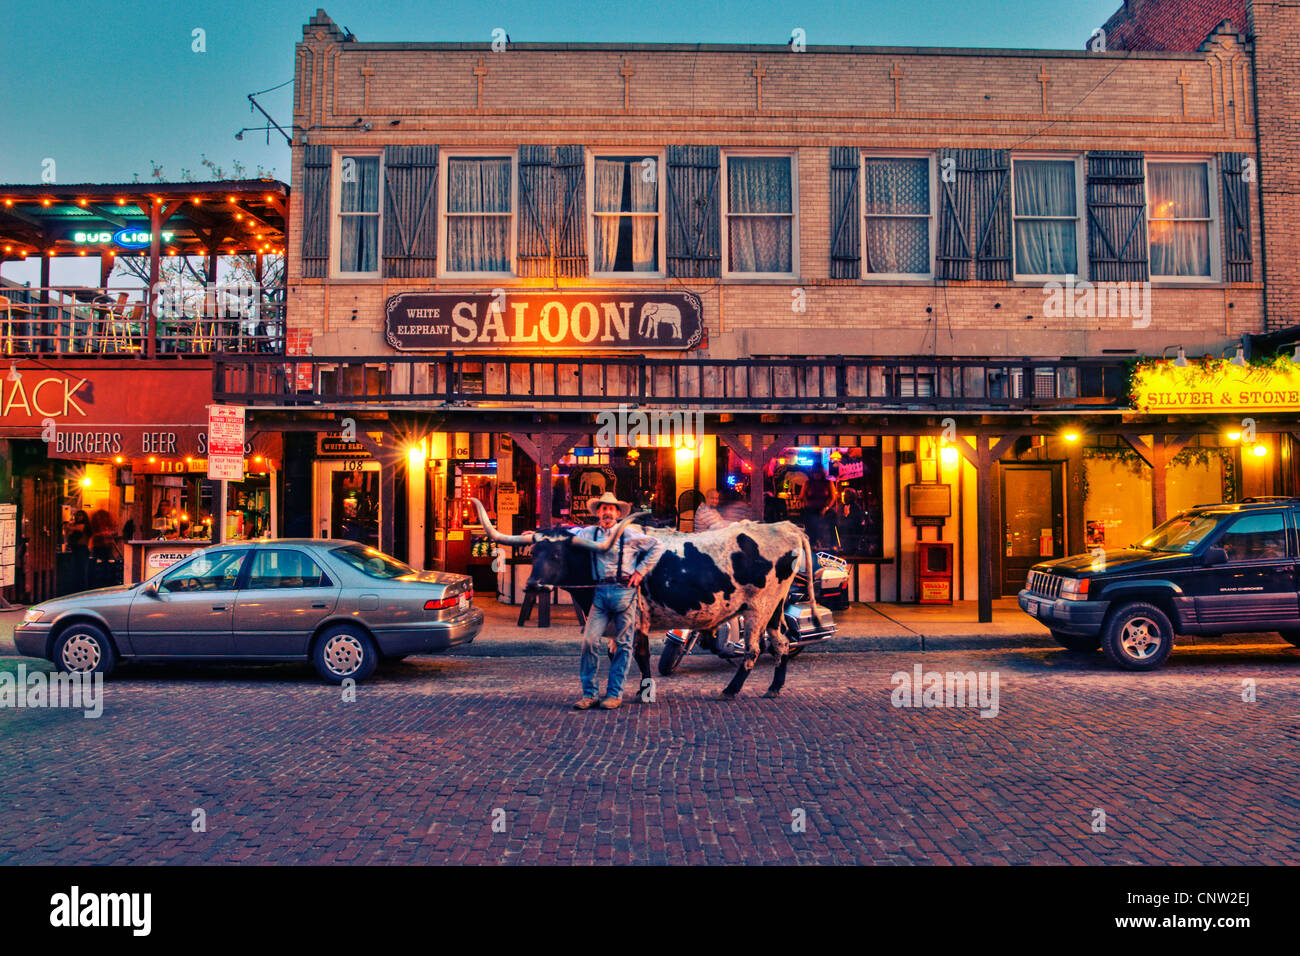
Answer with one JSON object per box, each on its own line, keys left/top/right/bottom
{"left": 472, "top": 499, "right": 815, "bottom": 699}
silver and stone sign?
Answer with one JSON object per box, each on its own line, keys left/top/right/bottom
{"left": 384, "top": 291, "right": 704, "bottom": 351}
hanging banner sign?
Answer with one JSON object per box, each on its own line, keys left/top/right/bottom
{"left": 207, "top": 405, "right": 246, "bottom": 481}
{"left": 384, "top": 291, "right": 705, "bottom": 351}
{"left": 1131, "top": 360, "right": 1300, "bottom": 413}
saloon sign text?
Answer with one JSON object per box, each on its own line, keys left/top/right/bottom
{"left": 385, "top": 291, "right": 704, "bottom": 351}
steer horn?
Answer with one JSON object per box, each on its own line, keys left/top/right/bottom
{"left": 471, "top": 497, "right": 533, "bottom": 545}
{"left": 570, "top": 512, "right": 650, "bottom": 551}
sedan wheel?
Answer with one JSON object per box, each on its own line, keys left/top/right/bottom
{"left": 1101, "top": 602, "right": 1173, "bottom": 671}
{"left": 53, "top": 623, "right": 117, "bottom": 677}
{"left": 313, "top": 625, "right": 378, "bottom": 684}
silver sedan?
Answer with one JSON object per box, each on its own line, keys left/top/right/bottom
{"left": 14, "top": 539, "right": 483, "bottom": 683}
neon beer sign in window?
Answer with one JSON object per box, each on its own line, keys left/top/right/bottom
{"left": 71, "top": 228, "right": 176, "bottom": 249}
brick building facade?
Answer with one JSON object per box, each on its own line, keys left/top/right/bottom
{"left": 222, "top": 9, "right": 1295, "bottom": 621}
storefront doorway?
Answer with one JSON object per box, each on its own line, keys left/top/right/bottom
{"left": 1000, "top": 463, "right": 1065, "bottom": 594}
{"left": 313, "top": 461, "right": 381, "bottom": 548}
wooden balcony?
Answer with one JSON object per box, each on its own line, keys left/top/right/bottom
{"left": 213, "top": 353, "right": 1133, "bottom": 412}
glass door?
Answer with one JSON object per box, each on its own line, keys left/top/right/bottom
{"left": 1000, "top": 463, "right": 1065, "bottom": 595}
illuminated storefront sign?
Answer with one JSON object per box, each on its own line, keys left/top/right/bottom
{"left": 385, "top": 291, "right": 705, "bottom": 351}
{"left": 1131, "top": 360, "right": 1300, "bottom": 413}
{"left": 71, "top": 227, "right": 176, "bottom": 249}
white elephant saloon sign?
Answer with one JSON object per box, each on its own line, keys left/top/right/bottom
{"left": 384, "top": 291, "right": 705, "bottom": 351}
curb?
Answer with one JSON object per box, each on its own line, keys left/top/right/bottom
{"left": 451, "top": 633, "right": 1056, "bottom": 658}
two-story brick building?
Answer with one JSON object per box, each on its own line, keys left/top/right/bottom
{"left": 216, "top": 9, "right": 1294, "bottom": 621}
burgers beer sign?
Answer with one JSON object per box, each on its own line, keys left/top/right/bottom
{"left": 384, "top": 291, "right": 704, "bottom": 351}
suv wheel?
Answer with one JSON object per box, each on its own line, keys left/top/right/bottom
{"left": 1051, "top": 630, "right": 1101, "bottom": 653}
{"left": 313, "top": 624, "right": 378, "bottom": 684}
{"left": 1279, "top": 630, "right": 1300, "bottom": 648}
{"left": 1101, "top": 602, "right": 1174, "bottom": 671}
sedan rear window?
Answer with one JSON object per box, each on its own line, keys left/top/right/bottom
{"left": 330, "top": 545, "right": 415, "bottom": 579}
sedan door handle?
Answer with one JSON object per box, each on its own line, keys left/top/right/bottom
{"left": 311, "top": 603, "right": 328, "bottom": 609}
{"left": 212, "top": 605, "right": 230, "bottom": 611}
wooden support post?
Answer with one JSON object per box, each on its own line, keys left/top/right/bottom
{"left": 380, "top": 461, "right": 396, "bottom": 556}
{"left": 1122, "top": 433, "right": 1191, "bottom": 528}
{"left": 958, "top": 433, "right": 1016, "bottom": 624}
{"left": 147, "top": 199, "right": 161, "bottom": 358}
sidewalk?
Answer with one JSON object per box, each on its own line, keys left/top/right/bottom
{"left": 6, "top": 595, "right": 1289, "bottom": 662}
{"left": 0, "top": 597, "right": 1055, "bottom": 660}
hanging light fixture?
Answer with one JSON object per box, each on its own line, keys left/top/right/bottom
{"left": 1172, "top": 347, "right": 1190, "bottom": 367}
{"left": 1230, "top": 344, "right": 1247, "bottom": 367}
{"left": 6, "top": 361, "right": 21, "bottom": 383}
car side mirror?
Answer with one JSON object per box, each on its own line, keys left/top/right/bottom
{"left": 144, "top": 578, "right": 163, "bottom": 597}
{"left": 1203, "top": 546, "right": 1228, "bottom": 567}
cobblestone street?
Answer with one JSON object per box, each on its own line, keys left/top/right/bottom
{"left": 2, "top": 643, "right": 1298, "bottom": 864}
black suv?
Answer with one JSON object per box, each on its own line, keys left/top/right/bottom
{"left": 1019, "top": 498, "right": 1300, "bottom": 670}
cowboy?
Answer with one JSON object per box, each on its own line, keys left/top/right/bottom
{"left": 572, "top": 491, "right": 666, "bottom": 711}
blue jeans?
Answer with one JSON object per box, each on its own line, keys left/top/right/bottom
{"left": 580, "top": 585, "right": 638, "bottom": 699}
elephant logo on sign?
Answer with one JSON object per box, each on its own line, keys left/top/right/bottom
{"left": 638, "top": 301, "right": 682, "bottom": 340}
{"left": 578, "top": 471, "right": 607, "bottom": 498}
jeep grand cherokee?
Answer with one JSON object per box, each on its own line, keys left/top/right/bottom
{"left": 1018, "top": 498, "right": 1300, "bottom": 670}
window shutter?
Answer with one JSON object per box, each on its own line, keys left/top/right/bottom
{"left": 553, "top": 145, "right": 588, "bottom": 278}
{"left": 935, "top": 148, "right": 1010, "bottom": 280}
{"left": 1219, "top": 152, "right": 1252, "bottom": 283}
{"left": 666, "top": 145, "right": 721, "bottom": 278}
{"left": 829, "top": 147, "right": 860, "bottom": 279}
{"left": 381, "top": 145, "right": 438, "bottom": 278}
{"left": 300, "top": 145, "right": 331, "bottom": 279}
{"left": 517, "top": 145, "right": 553, "bottom": 278}
{"left": 1085, "top": 151, "right": 1149, "bottom": 283}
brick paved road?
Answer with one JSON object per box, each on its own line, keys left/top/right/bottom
{"left": 1, "top": 643, "right": 1298, "bottom": 864}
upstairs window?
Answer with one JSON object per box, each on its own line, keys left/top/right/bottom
{"left": 444, "top": 155, "right": 514, "bottom": 275}
{"left": 1012, "top": 158, "right": 1080, "bottom": 278}
{"left": 591, "top": 154, "right": 661, "bottom": 274}
{"left": 1148, "top": 160, "right": 1213, "bottom": 278}
{"left": 725, "top": 154, "right": 795, "bottom": 275}
{"left": 863, "top": 156, "right": 932, "bottom": 276}
{"left": 335, "top": 153, "right": 381, "bottom": 276}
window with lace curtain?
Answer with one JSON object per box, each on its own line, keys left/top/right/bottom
{"left": 724, "top": 154, "right": 796, "bottom": 276}
{"left": 333, "top": 152, "right": 382, "bottom": 276}
{"left": 1012, "top": 157, "right": 1081, "bottom": 279}
{"left": 862, "top": 156, "right": 933, "bottom": 276}
{"left": 1147, "top": 160, "right": 1215, "bottom": 279}
{"left": 590, "top": 153, "right": 662, "bottom": 274}
{"left": 442, "top": 154, "right": 514, "bottom": 275}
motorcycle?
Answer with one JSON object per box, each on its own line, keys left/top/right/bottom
{"left": 658, "top": 551, "right": 845, "bottom": 676}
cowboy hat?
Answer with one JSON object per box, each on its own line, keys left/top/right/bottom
{"left": 586, "top": 491, "right": 632, "bottom": 518}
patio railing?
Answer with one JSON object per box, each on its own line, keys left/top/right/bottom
{"left": 214, "top": 353, "right": 1134, "bottom": 411}
{"left": 0, "top": 285, "right": 284, "bottom": 356}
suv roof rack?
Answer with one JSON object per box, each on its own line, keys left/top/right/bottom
{"left": 1239, "top": 497, "right": 1300, "bottom": 504}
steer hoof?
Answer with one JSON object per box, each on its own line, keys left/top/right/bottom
{"left": 763, "top": 688, "right": 782, "bottom": 698}
{"left": 718, "top": 690, "right": 738, "bottom": 701}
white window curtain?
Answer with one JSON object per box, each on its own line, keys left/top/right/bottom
{"left": 593, "top": 156, "right": 658, "bottom": 273}
{"left": 863, "top": 158, "right": 930, "bottom": 274}
{"left": 446, "top": 157, "right": 511, "bottom": 273}
{"left": 728, "top": 156, "right": 792, "bottom": 273}
{"left": 1013, "top": 160, "right": 1077, "bottom": 276}
{"left": 1148, "top": 162, "right": 1211, "bottom": 277}
{"left": 339, "top": 155, "right": 380, "bottom": 273}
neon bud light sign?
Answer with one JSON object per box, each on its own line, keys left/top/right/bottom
{"left": 72, "top": 228, "right": 175, "bottom": 249}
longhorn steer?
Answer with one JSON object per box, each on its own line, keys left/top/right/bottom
{"left": 473, "top": 499, "right": 814, "bottom": 698}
